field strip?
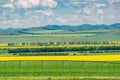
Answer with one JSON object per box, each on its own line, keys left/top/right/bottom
{"left": 1, "top": 76, "right": 120, "bottom": 80}
{"left": 0, "top": 55, "right": 120, "bottom": 61}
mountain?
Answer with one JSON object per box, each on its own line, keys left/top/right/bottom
{"left": 41, "top": 23, "right": 120, "bottom": 31}
{"left": 110, "top": 23, "right": 120, "bottom": 28}
{"left": 0, "top": 28, "right": 23, "bottom": 35}
{"left": 0, "top": 23, "right": 120, "bottom": 35}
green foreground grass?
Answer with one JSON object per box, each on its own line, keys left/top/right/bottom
{"left": 0, "top": 76, "right": 120, "bottom": 80}
{"left": 0, "top": 61, "right": 120, "bottom": 80}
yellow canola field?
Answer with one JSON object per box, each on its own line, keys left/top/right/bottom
{"left": 0, "top": 55, "right": 120, "bottom": 61}
{"left": 0, "top": 44, "right": 8, "bottom": 47}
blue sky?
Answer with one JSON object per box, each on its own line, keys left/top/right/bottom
{"left": 0, "top": 0, "right": 120, "bottom": 28}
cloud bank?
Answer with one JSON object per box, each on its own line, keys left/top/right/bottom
{"left": 0, "top": 0, "right": 120, "bottom": 28}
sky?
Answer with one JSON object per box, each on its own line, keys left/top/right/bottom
{"left": 0, "top": 0, "right": 120, "bottom": 28}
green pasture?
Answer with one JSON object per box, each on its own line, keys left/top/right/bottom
{"left": 0, "top": 61, "right": 120, "bottom": 77}
{"left": 0, "top": 29, "right": 119, "bottom": 43}
{"left": 0, "top": 51, "right": 120, "bottom": 56}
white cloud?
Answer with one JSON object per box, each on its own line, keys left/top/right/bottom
{"left": 72, "top": 1, "right": 87, "bottom": 5}
{"left": 95, "top": 3, "right": 107, "bottom": 7}
{"left": 55, "top": 14, "right": 84, "bottom": 25}
{"left": 2, "top": 0, "right": 57, "bottom": 9}
{"left": 16, "top": 0, "right": 57, "bottom": 8}
{"left": 0, "top": 19, "right": 43, "bottom": 28}
{"left": 56, "top": 17, "right": 67, "bottom": 24}
{"left": 16, "top": 0, "right": 32, "bottom": 8}
{"left": 40, "top": 0, "right": 57, "bottom": 8}
{"left": 107, "top": 14, "right": 116, "bottom": 20}
{"left": 36, "top": 10, "right": 54, "bottom": 17}
{"left": 10, "top": 0, "right": 15, "bottom": 2}
{"left": 107, "top": 0, "right": 120, "bottom": 4}
{"left": 2, "top": 3, "right": 14, "bottom": 8}
{"left": 83, "top": 8, "right": 92, "bottom": 14}
{"left": 29, "top": 0, "right": 40, "bottom": 6}
{"left": 42, "top": 10, "right": 54, "bottom": 17}
{"left": 97, "top": 9, "right": 104, "bottom": 14}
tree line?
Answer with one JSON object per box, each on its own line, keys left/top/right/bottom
{"left": 8, "top": 41, "right": 120, "bottom": 46}
{"left": 7, "top": 46, "right": 120, "bottom": 53}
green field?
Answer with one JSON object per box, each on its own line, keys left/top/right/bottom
{"left": 0, "top": 29, "right": 119, "bottom": 43}
{"left": 0, "top": 28, "right": 120, "bottom": 80}
{"left": 0, "top": 61, "right": 120, "bottom": 80}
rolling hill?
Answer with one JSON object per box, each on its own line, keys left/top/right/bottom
{"left": 41, "top": 23, "right": 120, "bottom": 31}
{"left": 0, "top": 23, "right": 120, "bottom": 35}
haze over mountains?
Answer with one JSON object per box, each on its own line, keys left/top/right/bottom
{"left": 0, "top": 23, "right": 120, "bottom": 35}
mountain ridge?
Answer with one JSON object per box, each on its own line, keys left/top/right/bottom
{"left": 0, "top": 23, "right": 120, "bottom": 35}
{"left": 25, "top": 23, "right": 120, "bottom": 31}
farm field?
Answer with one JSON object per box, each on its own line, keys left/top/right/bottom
{"left": 0, "top": 41, "right": 120, "bottom": 56}
{"left": 0, "top": 61, "right": 120, "bottom": 80}
{"left": 0, "top": 29, "right": 120, "bottom": 80}
{"left": 0, "top": 29, "right": 119, "bottom": 43}
{"left": 0, "top": 55, "right": 120, "bottom": 61}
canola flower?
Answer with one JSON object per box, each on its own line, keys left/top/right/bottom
{"left": 0, "top": 55, "right": 120, "bottom": 61}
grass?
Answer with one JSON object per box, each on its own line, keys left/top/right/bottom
{"left": 0, "top": 29, "right": 119, "bottom": 43}
{"left": 0, "top": 43, "right": 120, "bottom": 49}
{"left": 27, "top": 30, "right": 66, "bottom": 33}
{"left": 0, "top": 50, "right": 9, "bottom": 56}
{"left": 0, "top": 61, "right": 120, "bottom": 77}
{"left": 13, "top": 51, "right": 120, "bottom": 56}
{"left": 0, "top": 76, "right": 120, "bottom": 80}
{"left": 0, "top": 50, "right": 120, "bottom": 56}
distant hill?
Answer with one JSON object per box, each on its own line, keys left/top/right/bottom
{"left": 0, "top": 28, "right": 23, "bottom": 35}
{"left": 0, "top": 23, "right": 120, "bottom": 35}
{"left": 41, "top": 23, "right": 120, "bottom": 31}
